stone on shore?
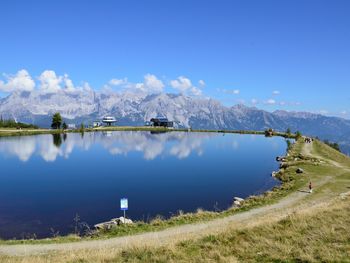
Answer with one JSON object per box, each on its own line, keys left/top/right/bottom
{"left": 234, "top": 197, "right": 244, "bottom": 202}
{"left": 117, "top": 217, "right": 133, "bottom": 224}
{"left": 296, "top": 168, "right": 304, "bottom": 174}
{"left": 94, "top": 216, "right": 133, "bottom": 230}
{"left": 233, "top": 200, "right": 241, "bottom": 207}
{"left": 340, "top": 191, "right": 350, "bottom": 200}
{"left": 276, "top": 156, "right": 286, "bottom": 162}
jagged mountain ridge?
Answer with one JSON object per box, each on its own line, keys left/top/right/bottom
{"left": 1, "top": 89, "right": 350, "bottom": 153}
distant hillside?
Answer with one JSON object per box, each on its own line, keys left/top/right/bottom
{"left": 0, "top": 90, "right": 349, "bottom": 153}
{"left": 0, "top": 118, "right": 38, "bottom": 129}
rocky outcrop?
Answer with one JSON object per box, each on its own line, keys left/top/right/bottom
{"left": 340, "top": 191, "right": 350, "bottom": 200}
{"left": 276, "top": 156, "right": 287, "bottom": 162}
{"left": 233, "top": 197, "right": 245, "bottom": 207}
{"left": 233, "top": 201, "right": 241, "bottom": 207}
{"left": 234, "top": 197, "right": 244, "bottom": 202}
{"left": 296, "top": 168, "right": 304, "bottom": 174}
{"left": 94, "top": 216, "right": 133, "bottom": 230}
{"left": 2, "top": 90, "right": 350, "bottom": 155}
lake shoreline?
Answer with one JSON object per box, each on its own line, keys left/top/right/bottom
{"left": 1, "top": 134, "right": 350, "bottom": 263}
{"left": 0, "top": 126, "right": 296, "bottom": 140}
{"left": 0, "top": 128, "right": 298, "bottom": 244}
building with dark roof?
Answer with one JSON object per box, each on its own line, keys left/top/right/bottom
{"left": 150, "top": 117, "right": 174, "bottom": 128}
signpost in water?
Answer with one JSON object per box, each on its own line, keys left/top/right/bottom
{"left": 120, "top": 198, "right": 128, "bottom": 222}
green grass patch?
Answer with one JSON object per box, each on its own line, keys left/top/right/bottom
{"left": 3, "top": 197, "right": 349, "bottom": 262}
{"left": 0, "top": 133, "right": 345, "bottom": 246}
{"left": 111, "top": 198, "right": 350, "bottom": 263}
{"left": 0, "top": 137, "right": 310, "bottom": 245}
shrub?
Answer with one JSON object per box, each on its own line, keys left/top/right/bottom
{"left": 0, "top": 117, "right": 38, "bottom": 129}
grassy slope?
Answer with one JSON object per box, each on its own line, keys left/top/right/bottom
{"left": 0, "top": 126, "right": 291, "bottom": 138}
{"left": 0, "top": 126, "right": 174, "bottom": 137}
{"left": 0, "top": 134, "right": 350, "bottom": 262}
{"left": 106, "top": 198, "right": 350, "bottom": 263}
{"left": 1, "top": 199, "right": 349, "bottom": 262}
{"left": 0, "top": 132, "right": 297, "bottom": 245}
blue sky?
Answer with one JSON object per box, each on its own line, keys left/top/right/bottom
{"left": 0, "top": 0, "right": 349, "bottom": 118}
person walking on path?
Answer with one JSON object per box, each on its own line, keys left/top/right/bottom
{"left": 309, "top": 181, "right": 313, "bottom": 193}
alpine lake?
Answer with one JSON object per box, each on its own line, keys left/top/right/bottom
{"left": 0, "top": 131, "right": 290, "bottom": 239}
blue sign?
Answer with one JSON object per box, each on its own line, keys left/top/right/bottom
{"left": 120, "top": 198, "right": 128, "bottom": 211}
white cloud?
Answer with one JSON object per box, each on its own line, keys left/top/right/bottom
{"left": 125, "top": 74, "right": 165, "bottom": 94}
{"left": 0, "top": 69, "right": 89, "bottom": 94}
{"left": 265, "top": 99, "right": 276, "bottom": 105}
{"left": 0, "top": 69, "right": 35, "bottom": 92}
{"left": 37, "top": 70, "right": 81, "bottom": 93}
{"left": 143, "top": 74, "right": 164, "bottom": 93}
{"left": 170, "top": 76, "right": 202, "bottom": 96}
{"left": 170, "top": 76, "right": 193, "bottom": 93}
{"left": 272, "top": 90, "right": 280, "bottom": 95}
{"left": 63, "top": 74, "right": 76, "bottom": 92}
{"left": 38, "top": 70, "right": 63, "bottom": 93}
{"left": 82, "top": 82, "right": 92, "bottom": 91}
{"left": 217, "top": 88, "right": 240, "bottom": 95}
{"left": 286, "top": 101, "right": 301, "bottom": 106}
{"left": 0, "top": 71, "right": 206, "bottom": 97}
{"left": 0, "top": 136, "right": 36, "bottom": 161}
{"left": 190, "top": 86, "right": 202, "bottom": 96}
{"left": 251, "top": 98, "right": 258, "bottom": 105}
{"left": 252, "top": 98, "right": 300, "bottom": 107}
{"left": 109, "top": 78, "right": 127, "bottom": 86}
{"left": 340, "top": 110, "right": 347, "bottom": 115}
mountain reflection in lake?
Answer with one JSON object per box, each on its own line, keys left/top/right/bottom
{"left": 0, "top": 131, "right": 287, "bottom": 239}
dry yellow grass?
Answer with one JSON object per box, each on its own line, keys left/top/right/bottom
{"left": 1, "top": 138, "right": 350, "bottom": 262}
{"left": 1, "top": 197, "right": 349, "bottom": 262}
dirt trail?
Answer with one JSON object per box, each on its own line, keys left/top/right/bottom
{"left": 302, "top": 140, "right": 350, "bottom": 171}
{"left": 0, "top": 192, "right": 308, "bottom": 256}
{"left": 301, "top": 140, "right": 313, "bottom": 156}
{"left": 0, "top": 142, "right": 344, "bottom": 257}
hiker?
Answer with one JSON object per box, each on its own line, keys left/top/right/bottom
{"left": 309, "top": 181, "right": 313, "bottom": 193}
{"left": 305, "top": 137, "right": 311, "bottom": 143}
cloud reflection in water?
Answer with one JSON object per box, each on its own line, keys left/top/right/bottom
{"left": 0, "top": 131, "right": 215, "bottom": 162}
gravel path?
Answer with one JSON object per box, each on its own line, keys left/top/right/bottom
{"left": 0, "top": 141, "right": 340, "bottom": 257}
{"left": 0, "top": 191, "right": 307, "bottom": 256}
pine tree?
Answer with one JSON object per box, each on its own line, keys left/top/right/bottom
{"left": 295, "top": 131, "right": 302, "bottom": 140}
{"left": 51, "top": 112, "right": 62, "bottom": 129}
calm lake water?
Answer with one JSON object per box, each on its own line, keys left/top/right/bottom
{"left": 0, "top": 131, "right": 288, "bottom": 239}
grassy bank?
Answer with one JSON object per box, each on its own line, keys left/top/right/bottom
{"left": 96, "top": 197, "right": 350, "bottom": 262}
{"left": 0, "top": 125, "right": 297, "bottom": 139}
{"left": 1, "top": 196, "right": 349, "bottom": 262}
{"left": 0, "top": 126, "right": 178, "bottom": 138}
{"left": 1, "top": 136, "right": 306, "bottom": 245}
{"left": 0, "top": 134, "right": 350, "bottom": 261}
{"left": 89, "top": 138, "right": 347, "bottom": 242}
{"left": 0, "top": 130, "right": 345, "bottom": 245}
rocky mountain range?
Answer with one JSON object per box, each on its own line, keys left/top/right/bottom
{"left": 1, "top": 89, "right": 350, "bottom": 154}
